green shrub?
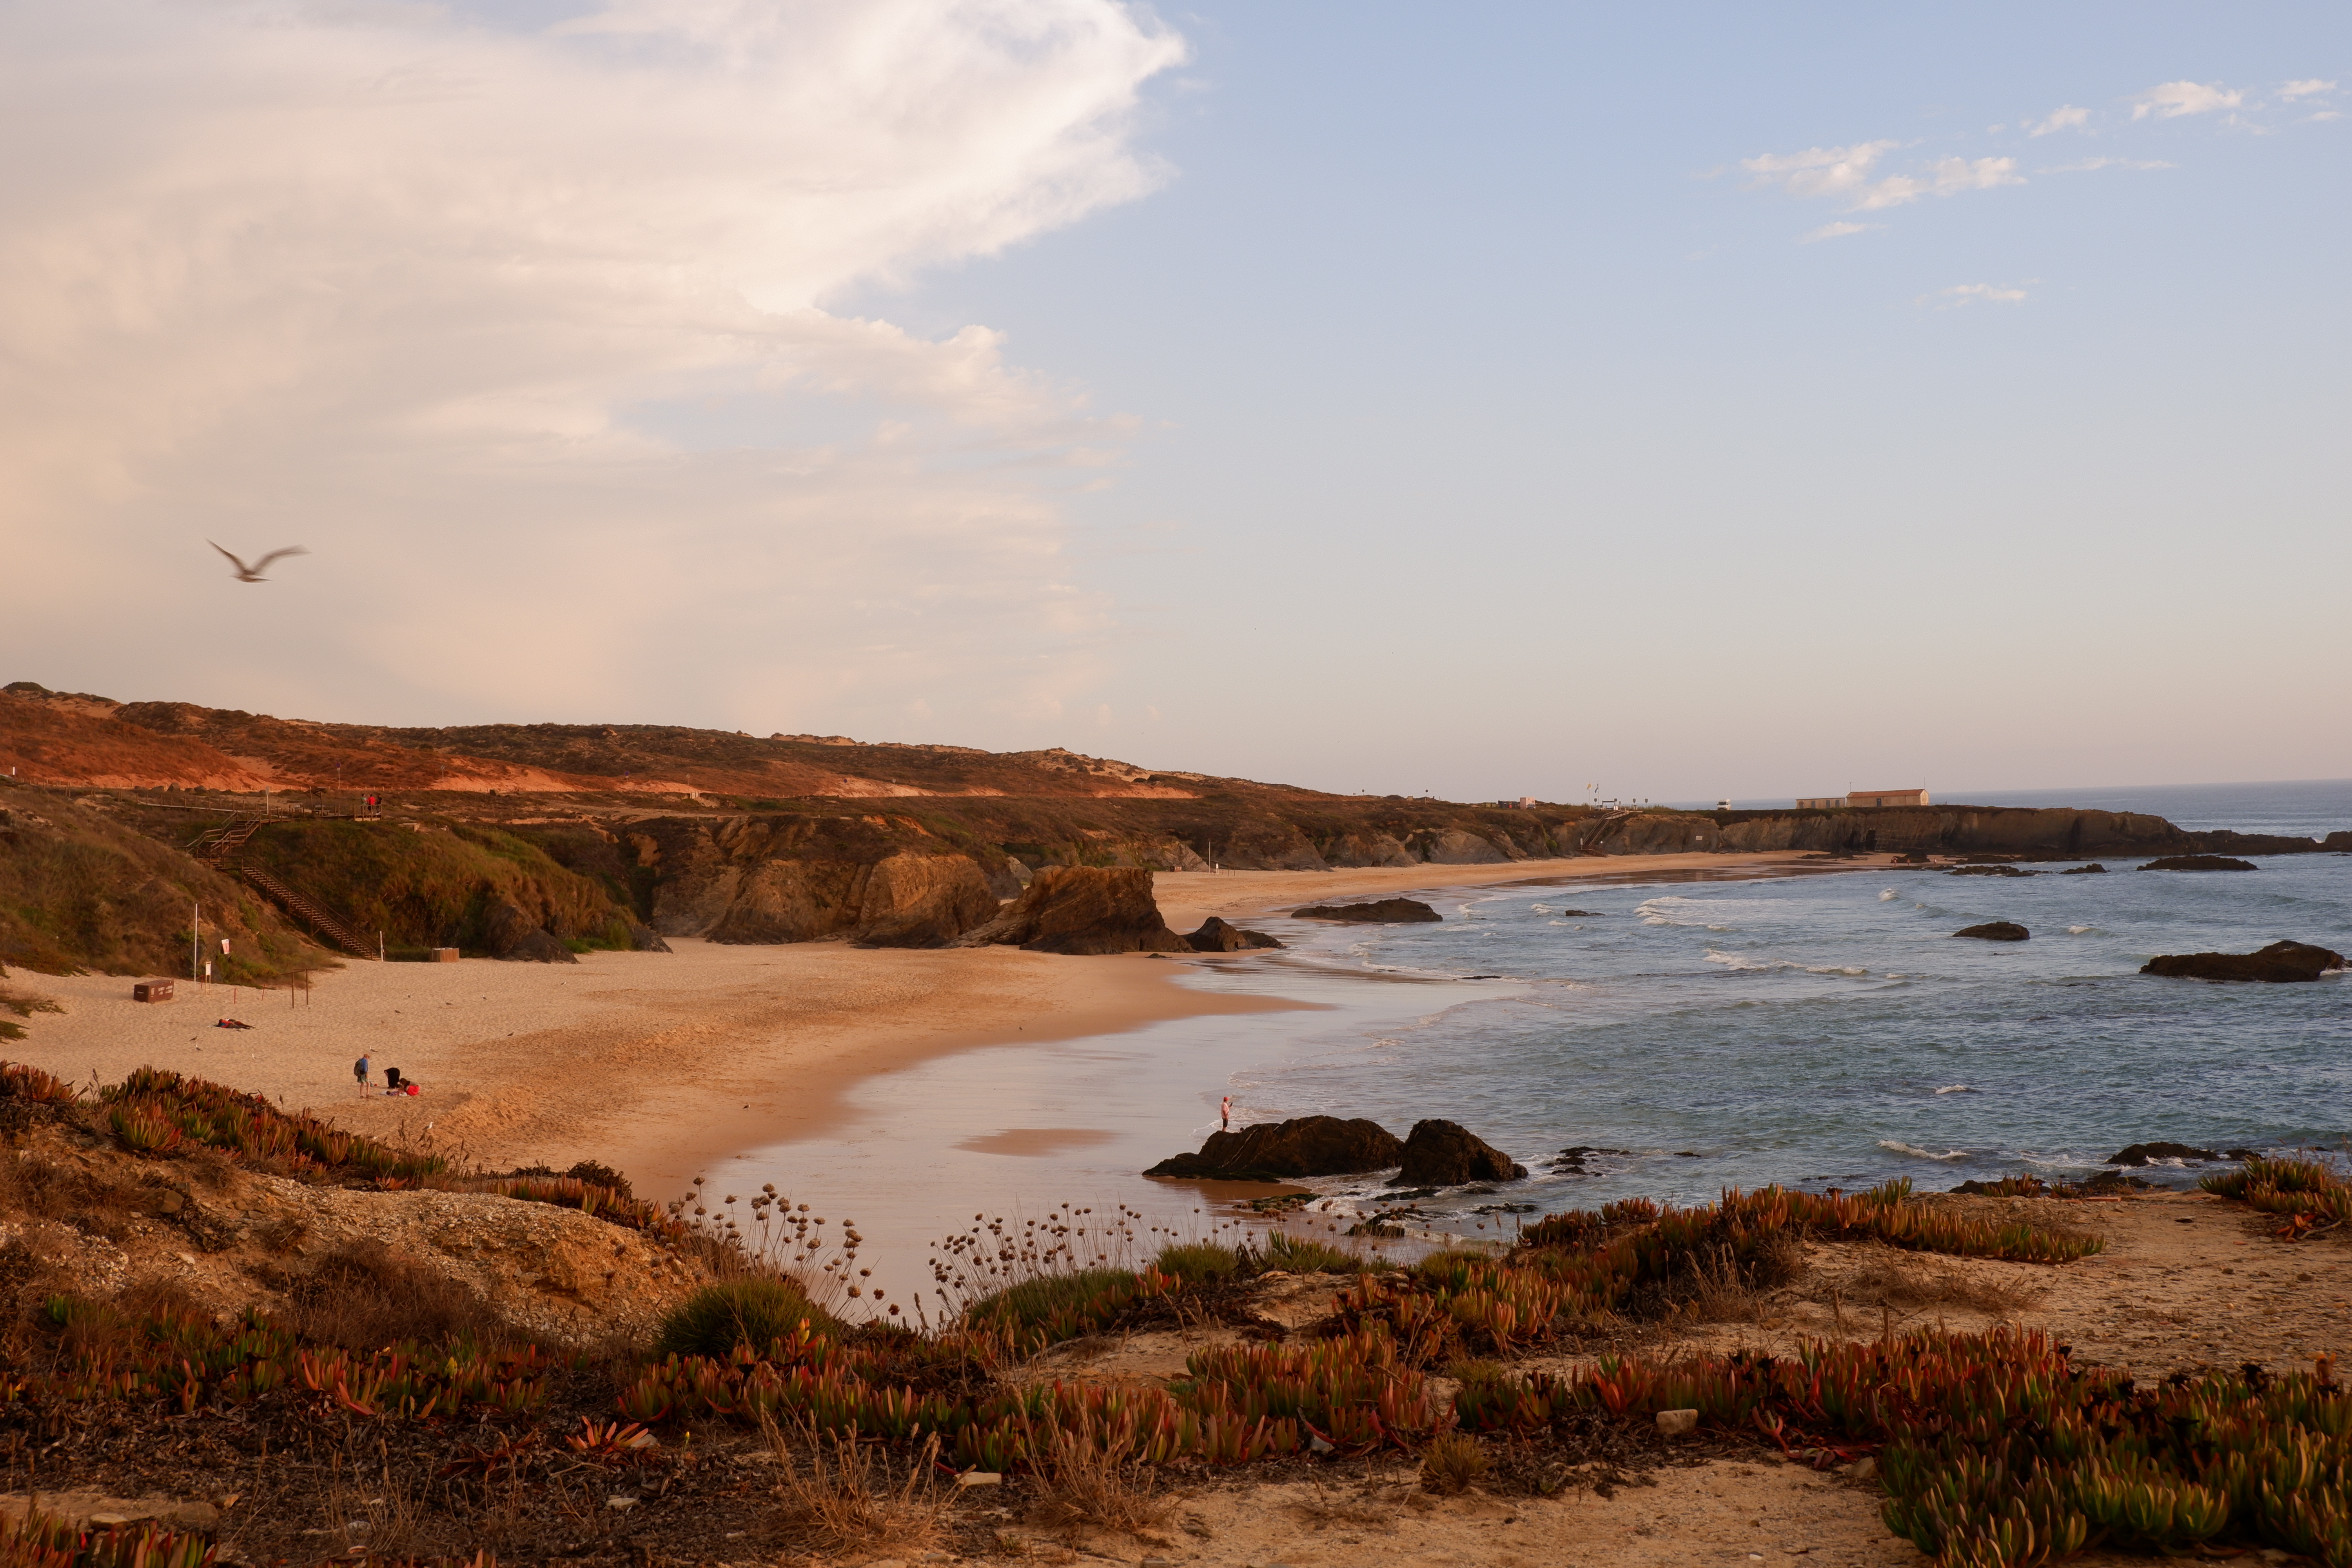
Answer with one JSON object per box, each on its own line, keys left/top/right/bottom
{"left": 962, "top": 1268, "right": 1134, "bottom": 1337}
{"left": 655, "top": 1278, "right": 838, "bottom": 1357}
{"left": 1151, "top": 1241, "right": 1239, "bottom": 1284}
{"left": 1264, "top": 1232, "right": 1365, "bottom": 1274}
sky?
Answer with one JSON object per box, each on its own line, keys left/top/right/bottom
{"left": 2, "top": 1, "right": 2345, "bottom": 803}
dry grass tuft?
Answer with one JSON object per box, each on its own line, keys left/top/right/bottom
{"left": 764, "top": 1415, "right": 950, "bottom": 1558}
{"left": 1418, "top": 1431, "right": 1489, "bottom": 1494}
{"left": 1027, "top": 1426, "right": 1175, "bottom": 1543}
{"left": 288, "top": 1240, "right": 513, "bottom": 1350}
{"left": 1831, "top": 1248, "right": 2048, "bottom": 1318}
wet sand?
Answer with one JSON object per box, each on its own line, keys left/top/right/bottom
{"left": 7, "top": 940, "right": 1309, "bottom": 1192}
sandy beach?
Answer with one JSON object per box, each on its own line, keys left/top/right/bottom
{"left": 7, "top": 850, "right": 1887, "bottom": 1203}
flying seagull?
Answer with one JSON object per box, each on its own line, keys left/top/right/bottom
{"left": 209, "top": 542, "right": 308, "bottom": 583}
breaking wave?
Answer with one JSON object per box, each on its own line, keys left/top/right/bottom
{"left": 1879, "top": 1140, "right": 1969, "bottom": 1161}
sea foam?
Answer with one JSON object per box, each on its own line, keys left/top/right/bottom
{"left": 1879, "top": 1140, "right": 1969, "bottom": 1161}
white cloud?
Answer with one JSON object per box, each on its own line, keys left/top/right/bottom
{"left": 1740, "top": 140, "right": 1902, "bottom": 202}
{"left": 1926, "top": 283, "right": 2030, "bottom": 308}
{"left": 1801, "top": 221, "right": 1877, "bottom": 243}
{"left": 1742, "top": 143, "right": 2021, "bottom": 212}
{"left": 2279, "top": 79, "right": 2339, "bottom": 99}
{"left": 2308, "top": 110, "right": 2345, "bottom": 123}
{"left": 0, "top": 0, "right": 1185, "bottom": 732}
{"left": 2029, "top": 105, "right": 2090, "bottom": 136}
{"left": 2131, "top": 81, "right": 2245, "bottom": 120}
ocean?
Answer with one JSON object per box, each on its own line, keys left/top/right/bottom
{"left": 735, "top": 779, "right": 2351, "bottom": 1293}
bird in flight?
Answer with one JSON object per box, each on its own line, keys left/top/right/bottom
{"left": 209, "top": 542, "right": 308, "bottom": 583}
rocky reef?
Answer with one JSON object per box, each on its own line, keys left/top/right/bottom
{"left": 1184, "top": 916, "right": 1283, "bottom": 952}
{"left": 1394, "top": 1119, "right": 1525, "bottom": 1185}
{"left": 2140, "top": 855, "right": 2257, "bottom": 872}
{"left": 1953, "top": 922, "right": 2030, "bottom": 942}
{"left": 1292, "top": 898, "right": 1441, "bottom": 923}
{"left": 2141, "top": 940, "right": 2344, "bottom": 983}
{"left": 1144, "top": 1115, "right": 1405, "bottom": 1181}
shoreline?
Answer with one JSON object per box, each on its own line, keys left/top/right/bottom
{"left": 7, "top": 850, "right": 1897, "bottom": 1203}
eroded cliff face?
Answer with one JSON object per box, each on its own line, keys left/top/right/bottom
{"left": 626, "top": 814, "right": 1008, "bottom": 949}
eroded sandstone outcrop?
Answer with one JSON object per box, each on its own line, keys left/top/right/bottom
{"left": 484, "top": 899, "right": 577, "bottom": 963}
{"left": 1393, "top": 1120, "right": 1525, "bottom": 1186}
{"left": 1293, "top": 898, "right": 1441, "bottom": 923}
{"left": 1144, "top": 1115, "right": 1405, "bottom": 1181}
{"left": 1184, "top": 917, "right": 1283, "bottom": 952}
{"left": 954, "top": 865, "right": 1188, "bottom": 955}
{"left": 2141, "top": 940, "right": 2344, "bottom": 983}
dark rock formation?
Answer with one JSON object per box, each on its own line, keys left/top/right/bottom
{"left": 1947, "top": 866, "right": 2036, "bottom": 878}
{"left": 1554, "top": 909, "right": 1606, "bottom": 917}
{"left": 1144, "top": 1115, "right": 1405, "bottom": 1181}
{"left": 2139, "top": 855, "right": 2257, "bottom": 872}
{"left": 1546, "top": 1146, "right": 1628, "bottom": 1174}
{"left": 1293, "top": 898, "right": 1441, "bottom": 923}
{"left": 1392, "top": 1120, "right": 1525, "bottom": 1186}
{"left": 484, "top": 900, "right": 577, "bottom": 963}
{"left": 2141, "top": 940, "right": 2345, "bottom": 984}
{"left": 627, "top": 922, "right": 673, "bottom": 953}
{"left": 955, "top": 866, "right": 1188, "bottom": 955}
{"left": 1184, "top": 917, "right": 1283, "bottom": 952}
{"left": 2106, "top": 1142, "right": 2224, "bottom": 1166}
{"left": 2061, "top": 864, "right": 2107, "bottom": 875}
{"left": 1954, "top": 922, "right": 2030, "bottom": 942}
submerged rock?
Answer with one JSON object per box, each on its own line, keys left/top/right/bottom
{"left": 2061, "top": 864, "right": 2108, "bottom": 875}
{"left": 1144, "top": 1115, "right": 1405, "bottom": 1181}
{"left": 1392, "top": 1119, "right": 1525, "bottom": 1186}
{"left": 2106, "top": 1142, "right": 2225, "bottom": 1166}
{"left": 1183, "top": 916, "right": 1284, "bottom": 952}
{"left": 1947, "top": 866, "right": 2037, "bottom": 878}
{"left": 2141, "top": 940, "right": 2345, "bottom": 984}
{"left": 2139, "top": 855, "right": 2258, "bottom": 872}
{"left": 1954, "top": 922, "right": 2031, "bottom": 942}
{"left": 1292, "top": 898, "right": 1441, "bottom": 923}
{"left": 954, "top": 866, "right": 1188, "bottom": 955}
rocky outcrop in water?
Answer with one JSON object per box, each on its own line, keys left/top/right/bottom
{"left": 1293, "top": 898, "right": 1441, "bottom": 923}
{"left": 1144, "top": 1115, "right": 1405, "bottom": 1180}
{"left": 2140, "top": 855, "right": 2257, "bottom": 872}
{"left": 2105, "top": 1142, "right": 2233, "bottom": 1166}
{"left": 1184, "top": 917, "right": 1283, "bottom": 952}
{"left": 1393, "top": 1120, "right": 1525, "bottom": 1186}
{"left": 2141, "top": 940, "right": 2345, "bottom": 984}
{"left": 1954, "top": 922, "right": 2030, "bottom": 942}
{"left": 1948, "top": 866, "right": 2036, "bottom": 878}
{"left": 955, "top": 865, "right": 1188, "bottom": 955}
{"left": 2061, "top": 864, "right": 2107, "bottom": 875}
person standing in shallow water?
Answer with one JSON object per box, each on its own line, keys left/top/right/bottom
{"left": 1221, "top": 1095, "right": 1231, "bottom": 1131}
{"left": 354, "top": 1055, "right": 370, "bottom": 1097}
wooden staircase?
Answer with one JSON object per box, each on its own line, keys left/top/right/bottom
{"left": 189, "top": 818, "right": 377, "bottom": 958}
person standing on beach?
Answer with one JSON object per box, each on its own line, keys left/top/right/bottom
{"left": 354, "top": 1055, "right": 370, "bottom": 1097}
{"left": 1220, "top": 1095, "right": 1231, "bottom": 1131}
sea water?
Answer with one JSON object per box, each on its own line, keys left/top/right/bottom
{"left": 729, "top": 780, "right": 2349, "bottom": 1290}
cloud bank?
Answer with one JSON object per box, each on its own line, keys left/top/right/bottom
{"left": 0, "top": 0, "right": 1183, "bottom": 731}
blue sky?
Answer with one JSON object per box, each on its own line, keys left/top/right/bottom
{"left": 3, "top": 2, "right": 2345, "bottom": 800}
